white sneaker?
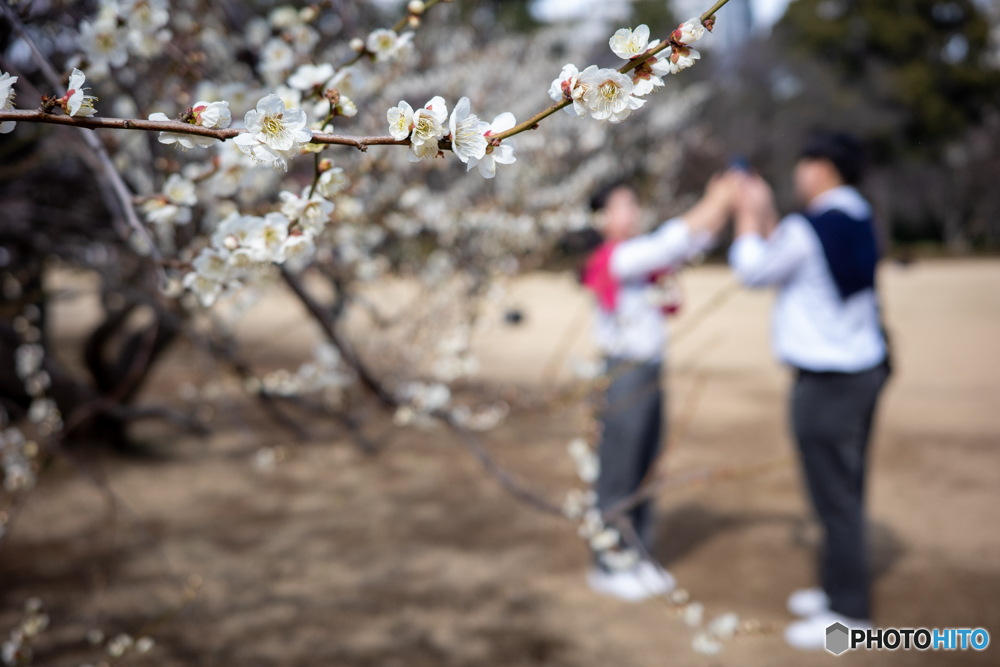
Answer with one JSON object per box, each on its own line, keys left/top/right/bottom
{"left": 787, "top": 587, "right": 830, "bottom": 617}
{"left": 635, "top": 561, "right": 676, "bottom": 596}
{"left": 587, "top": 567, "right": 653, "bottom": 602}
{"left": 784, "top": 611, "right": 871, "bottom": 651}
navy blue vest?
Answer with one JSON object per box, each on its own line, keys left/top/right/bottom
{"left": 805, "top": 209, "right": 879, "bottom": 300}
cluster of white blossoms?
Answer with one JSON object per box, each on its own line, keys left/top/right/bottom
{"left": 567, "top": 437, "right": 599, "bottom": 483}
{"left": 562, "top": 438, "right": 642, "bottom": 569}
{"left": 256, "top": 344, "right": 351, "bottom": 398}
{"left": 76, "top": 0, "right": 171, "bottom": 78}
{"left": 250, "top": 5, "right": 324, "bottom": 86}
{"left": 148, "top": 101, "right": 232, "bottom": 149}
{"left": 0, "top": 598, "right": 49, "bottom": 666}
{"left": 182, "top": 158, "right": 342, "bottom": 307}
{"left": 12, "top": 308, "right": 62, "bottom": 437}
{"left": 692, "top": 612, "right": 741, "bottom": 656}
{"left": 1, "top": 427, "right": 38, "bottom": 496}
{"left": 393, "top": 381, "right": 452, "bottom": 426}
{"left": 548, "top": 19, "right": 706, "bottom": 124}
{"left": 234, "top": 94, "right": 313, "bottom": 171}
{"left": 388, "top": 96, "right": 517, "bottom": 177}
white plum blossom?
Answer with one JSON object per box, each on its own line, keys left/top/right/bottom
{"left": 65, "top": 69, "right": 98, "bottom": 117}
{"left": 148, "top": 112, "right": 217, "bottom": 149}
{"left": 212, "top": 211, "right": 258, "bottom": 250}
{"left": 632, "top": 72, "right": 665, "bottom": 97}
{"left": 269, "top": 5, "right": 302, "bottom": 29}
{"left": 335, "top": 95, "right": 357, "bottom": 118}
{"left": 78, "top": 18, "right": 129, "bottom": 77}
{"left": 287, "top": 63, "right": 334, "bottom": 91}
{"left": 279, "top": 188, "right": 334, "bottom": 236}
{"left": 244, "top": 212, "right": 291, "bottom": 262}
{"left": 316, "top": 166, "right": 348, "bottom": 198}
{"left": 387, "top": 100, "right": 414, "bottom": 140}
{"left": 258, "top": 38, "right": 295, "bottom": 83}
{"left": 0, "top": 72, "right": 17, "bottom": 134}
{"left": 287, "top": 24, "right": 320, "bottom": 55}
{"left": 182, "top": 271, "right": 223, "bottom": 307}
{"left": 652, "top": 46, "right": 701, "bottom": 76}
{"left": 466, "top": 112, "right": 516, "bottom": 178}
{"left": 448, "top": 97, "right": 489, "bottom": 164}
{"left": 674, "top": 18, "right": 707, "bottom": 45}
{"left": 365, "top": 29, "right": 413, "bottom": 62}
{"left": 548, "top": 64, "right": 584, "bottom": 116}
{"left": 280, "top": 234, "right": 316, "bottom": 269}
{"left": 609, "top": 24, "right": 658, "bottom": 60}
{"left": 192, "top": 100, "right": 231, "bottom": 128}
{"left": 163, "top": 173, "right": 197, "bottom": 207}
{"left": 406, "top": 96, "right": 448, "bottom": 162}
{"left": 122, "top": 0, "right": 170, "bottom": 34}
{"left": 143, "top": 174, "right": 196, "bottom": 228}
{"left": 234, "top": 94, "right": 312, "bottom": 171}
{"left": 275, "top": 85, "right": 303, "bottom": 112}
{"left": 191, "top": 247, "right": 230, "bottom": 281}
{"left": 579, "top": 66, "right": 644, "bottom": 123}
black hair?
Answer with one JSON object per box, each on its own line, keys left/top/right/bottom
{"left": 800, "top": 132, "right": 866, "bottom": 185}
{"left": 589, "top": 180, "right": 633, "bottom": 212}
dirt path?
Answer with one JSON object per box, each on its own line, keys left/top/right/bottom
{"left": 2, "top": 259, "right": 998, "bottom": 666}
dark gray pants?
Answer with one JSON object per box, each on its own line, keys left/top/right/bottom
{"left": 595, "top": 358, "right": 664, "bottom": 559}
{"left": 792, "top": 362, "right": 889, "bottom": 620}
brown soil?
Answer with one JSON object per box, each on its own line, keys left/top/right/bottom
{"left": 1, "top": 259, "right": 998, "bottom": 666}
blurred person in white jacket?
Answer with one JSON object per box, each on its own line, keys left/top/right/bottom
{"left": 728, "top": 133, "right": 890, "bottom": 650}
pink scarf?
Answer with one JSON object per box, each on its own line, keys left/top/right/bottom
{"left": 582, "top": 241, "right": 681, "bottom": 315}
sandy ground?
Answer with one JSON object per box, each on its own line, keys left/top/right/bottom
{"left": 1, "top": 259, "right": 998, "bottom": 666}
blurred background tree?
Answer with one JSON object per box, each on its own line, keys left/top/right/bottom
{"left": 670, "top": 0, "right": 1000, "bottom": 251}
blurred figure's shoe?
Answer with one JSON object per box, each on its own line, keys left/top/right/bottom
{"left": 635, "top": 561, "right": 676, "bottom": 596}
{"left": 787, "top": 587, "right": 830, "bottom": 617}
{"left": 784, "top": 611, "right": 871, "bottom": 651}
{"left": 587, "top": 567, "right": 652, "bottom": 602}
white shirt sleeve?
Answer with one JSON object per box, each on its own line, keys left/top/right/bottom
{"left": 728, "top": 215, "right": 813, "bottom": 288}
{"left": 609, "top": 218, "right": 711, "bottom": 282}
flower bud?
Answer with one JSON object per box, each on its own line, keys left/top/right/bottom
{"left": 299, "top": 6, "right": 318, "bottom": 23}
{"left": 349, "top": 37, "right": 365, "bottom": 52}
{"left": 408, "top": 15, "right": 420, "bottom": 28}
{"left": 407, "top": 0, "right": 425, "bottom": 14}
{"left": 318, "top": 158, "right": 333, "bottom": 173}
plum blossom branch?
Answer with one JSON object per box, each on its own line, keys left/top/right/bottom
{"left": 0, "top": 109, "right": 409, "bottom": 151}
{"left": 1, "top": 0, "right": 732, "bottom": 163}
{"left": 490, "top": 0, "right": 734, "bottom": 142}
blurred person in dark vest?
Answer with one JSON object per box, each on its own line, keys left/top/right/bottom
{"left": 727, "top": 132, "right": 890, "bottom": 649}
{"left": 580, "top": 177, "right": 735, "bottom": 601}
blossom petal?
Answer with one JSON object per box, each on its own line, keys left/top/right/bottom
{"left": 68, "top": 68, "right": 86, "bottom": 91}
{"left": 256, "top": 94, "right": 285, "bottom": 115}
{"left": 490, "top": 112, "right": 516, "bottom": 134}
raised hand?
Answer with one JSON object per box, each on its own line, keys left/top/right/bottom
{"left": 734, "top": 173, "right": 779, "bottom": 238}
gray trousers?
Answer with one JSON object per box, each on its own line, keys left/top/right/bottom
{"left": 792, "top": 361, "right": 890, "bottom": 620}
{"left": 595, "top": 358, "right": 664, "bottom": 560}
